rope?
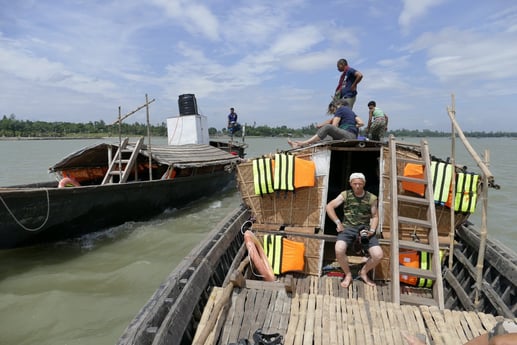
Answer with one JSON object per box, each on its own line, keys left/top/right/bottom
{"left": 0, "top": 188, "right": 50, "bottom": 232}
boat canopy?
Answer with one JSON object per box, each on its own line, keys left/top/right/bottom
{"left": 49, "top": 142, "right": 240, "bottom": 172}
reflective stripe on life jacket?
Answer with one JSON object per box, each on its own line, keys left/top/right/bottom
{"left": 253, "top": 157, "right": 274, "bottom": 196}
{"left": 431, "top": 161, "right": 452, "bottom": 204}
{"left": 264, "top": 234, "right": 283, "bottom": 275}
{"left": 454, "top": 172, "right": 479, "bottom": 213}
{"left": 273, "top": 153, "right": 295, "bottom": 192}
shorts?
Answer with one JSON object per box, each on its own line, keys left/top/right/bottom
{"left": 337, "top": 226, "right": 380, "bottom": 249}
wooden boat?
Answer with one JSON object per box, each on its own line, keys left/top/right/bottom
{"left": 0, "top": 95, "right": 246, "bottom": 249}
{"left": 118, "top": 103, "right": 515, "bottom": 345}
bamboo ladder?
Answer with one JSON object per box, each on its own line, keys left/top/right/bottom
{"left": 101, "top": 136, "right": 144, "bottom": 184}
{"left": 388, "top": 135, "right": 445, "bottom": 309}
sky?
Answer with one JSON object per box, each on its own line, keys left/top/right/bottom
{"left": 1, "top": 0, "right": 517, "bottom": 132}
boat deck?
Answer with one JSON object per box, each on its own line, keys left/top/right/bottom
{"left": 199, "top": 276, "right": 501, "bottom": 345}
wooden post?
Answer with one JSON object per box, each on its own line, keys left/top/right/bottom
{"left": 474, "top": 150, "right": 490, "bottom": 308}
{"left": 446, "top": 98, "right": 495, "bottom": 311}
{"left": 448, "top": 95, "right": 456, "bottom": 270}
{"left": 145, "top": 94, "right": 153, "bottom": 180}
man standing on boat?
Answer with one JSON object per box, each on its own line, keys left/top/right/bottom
{"left": 325, "top": 172, "right": 383, "bottom": 288}
{"left": 334, "top": 58, "right": 363, "bottom": 109}
{"left": 365, "top": 100, "right": 389, "bottom": 141}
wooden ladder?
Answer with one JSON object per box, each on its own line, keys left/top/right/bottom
{"left": 388, "top": 135, "right": 444, "bottom": 309}
{"left": 102, "top": 137, "right": 144, "bottom": 184}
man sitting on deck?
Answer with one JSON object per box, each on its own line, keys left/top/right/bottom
{"left": 325, "top": 172, "right": 383, "bottom": 288}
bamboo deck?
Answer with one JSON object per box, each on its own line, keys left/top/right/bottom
{"left": 197, "top": 276, "right": 502, "bottom": 345}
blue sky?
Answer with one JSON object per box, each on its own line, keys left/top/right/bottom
{"left": 1, "top": 0, "right": 516, "bottom": 132}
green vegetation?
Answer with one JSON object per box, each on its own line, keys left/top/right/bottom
{"left": 1, "top": 114, "right": 515, "bottom": 138}
{"left": 0, "top": 114, "right": 166, "bottom": 138}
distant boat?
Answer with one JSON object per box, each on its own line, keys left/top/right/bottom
{"left": 0, "top": 94, "right": 246, "bottom": 249}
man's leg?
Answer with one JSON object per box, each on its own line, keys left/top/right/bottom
{"left": 342, "top": 96, "right": 356, "bottom": 109}
{"left": 335, "top": 240, "right": 353, "bottom": 288}
{"left": 359, "top": 245, "right": 383, "bottom": 286}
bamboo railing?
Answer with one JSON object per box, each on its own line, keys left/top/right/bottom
{"left": 446, "top": 95, "right": 496, "bottom": 309}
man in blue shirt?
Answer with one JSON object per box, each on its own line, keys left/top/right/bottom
{"left": 334, "top": 59, "right": 363, "bottom": 109}
{"left": 227, "top": 107, "right": 240, "bottom": 135}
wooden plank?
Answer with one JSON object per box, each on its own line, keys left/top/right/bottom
{"left": 245, "top": 279, "right": 289, "bottom": 291}
{"left": 358, "top": 298, "right": 373, "bottom": 345}
{"left": 346, "top": 299, "right": 356, "bottom": 345}
{"left": 419, "top": 305, "right": 443, "bottom": 345}
{"left": 335, "top": 295, "right": 344, "bottom": 345}
{"left": 464, "top": 311, "right": 485, "bottom": 338}
{"left": 279, "top": 289, "right": 291, "bottom": 334}
{"left": 304, "top": 294, "right": 316, "bottom": 345}
{"left": 430, "top": 306, "right": 459, "bottom": 345}
{"left": 314, "top": 295, "right": 323, "bottom": 345}
{"left": 284, "top": 294, "right": 299, "bottom": 345}
{"left": 294, "top": 293, "right": 308, "bottom": 345}
{"left": 378, "top": 301, "right": 395, "bottom": 345}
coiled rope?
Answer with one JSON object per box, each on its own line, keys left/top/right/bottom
{"left": 0, "top": 188, "right": 50, "bottom": 232}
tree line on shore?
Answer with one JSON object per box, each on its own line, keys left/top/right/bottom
{"left": 1, "top": 115, "right": 516, "bottom": 138}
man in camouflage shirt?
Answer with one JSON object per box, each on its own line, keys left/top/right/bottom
{"left": 326, "top": 172, "right": 383, "bottom": 288}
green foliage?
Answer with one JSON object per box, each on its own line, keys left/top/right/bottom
{"left": 1, "top": 115, "right": 516, "bottom": 138}
{"left": 0, "top": 115, "right": 167, "bottom": 137}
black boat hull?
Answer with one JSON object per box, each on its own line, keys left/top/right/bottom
{"left": 0, "top": 170, "right": 234, "bottom": 249}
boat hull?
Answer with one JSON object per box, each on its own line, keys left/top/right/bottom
{"left": 0, "top": 170, "right": 235, "bottom": 249}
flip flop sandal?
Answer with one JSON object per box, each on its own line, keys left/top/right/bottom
{"left": 252, "top": 329, "right": 283, "bottom": 345}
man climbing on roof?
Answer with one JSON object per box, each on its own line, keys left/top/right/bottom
{"left": 325, "top": 172, "right": 383, "bottom": 288}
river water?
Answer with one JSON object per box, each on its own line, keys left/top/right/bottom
{"left": 0, "top": 136, "right": 515, "bottom": 345}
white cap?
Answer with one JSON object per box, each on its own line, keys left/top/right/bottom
{"left": 349, "top": 172, "right": 366, "bottom": 182}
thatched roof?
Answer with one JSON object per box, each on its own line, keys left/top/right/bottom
{"left": 49, "top": 142, "right": 240, "bottom": 172}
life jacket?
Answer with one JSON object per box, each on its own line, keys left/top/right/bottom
{"left": 402, "top": 160, "right": 453, "bottom": 204}
{"left": 402, "top": 163, "right": 425, "bottom": 196}
{"left": 263, "top": 234, "right": 305, "bottom": 275}
{"left": 446, "top": 172, "right": 479, "bottom": 213}
{"left": 253, "top": 157, "right": 274, "bottom": 196}
{"left": 273, "top": 153, "right": 295, "bottom": 192}
{"left": 431, "top": 161, "right": 453, "bottom": 204}
{"left": 399, "top": 250, "right": 444, "bottom": 287}
{"left": 293, "top": 157, "right": 316, "bottom": 188}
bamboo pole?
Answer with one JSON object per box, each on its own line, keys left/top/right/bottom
{"left": 475, "top": 151, "right": 490, "bottom": 308}
{"left": 145, "top": 94, "right": 153, "bottom": 180}
{"left": 446, "top": 99, "right": 494, "bottom": 311}
{"left": 448, "top": 95, "right": 456, "bottom": 270}
{"left": 445, "top": 108, "right": 495, "bottom": 186}
{"left": 192, "top": 257, "right": 250, "bottom": 345}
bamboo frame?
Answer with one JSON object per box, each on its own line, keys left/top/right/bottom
{"left": 446, "top": 94, "right": 494, "bottom": 310}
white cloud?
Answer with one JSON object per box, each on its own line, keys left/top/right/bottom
{"left": 399, "top": 0, "right": 446, "bottom": 33}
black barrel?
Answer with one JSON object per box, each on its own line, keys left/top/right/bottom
{"left": 178, "top": 94, "right": 198, "bottom": 116}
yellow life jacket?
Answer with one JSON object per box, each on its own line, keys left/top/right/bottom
{"left": 431, "top": 161, "right": 453, "bottom": 204}
{"left": 273, "top": 153, "right": 295, "bottom": 192}
{"left": 263, "top": 234, "right": 305, "bottom": 275}
{"left": 447, "top": 172, "right": 479, "bottom": 213}
{"left": 253, "top": 157, "right": 274, "bottom": 196}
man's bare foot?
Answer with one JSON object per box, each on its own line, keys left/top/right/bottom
{"left": 340, "top": 273, "right": 353, "bottom": 288}
{"left": 287, "top": 139, "right": 302, "bottom": 149}
{"left": 359, "top": 268, "right": 376, "bottom": 287}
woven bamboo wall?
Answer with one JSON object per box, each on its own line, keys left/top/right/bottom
{"left": 236, "top": 157, "right": 325, "bottom": 227}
